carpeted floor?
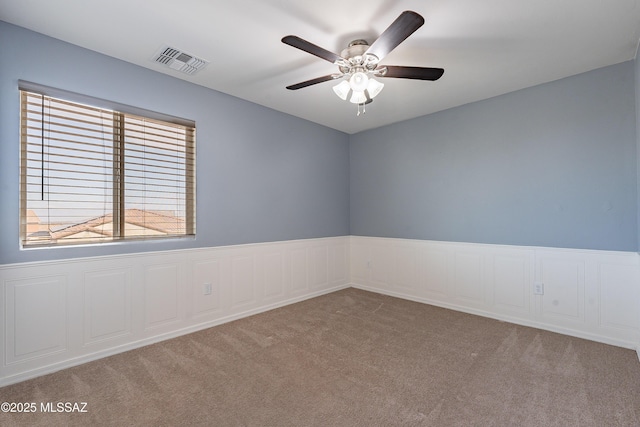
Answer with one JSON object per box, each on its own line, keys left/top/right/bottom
{"left": 1, "top": 288, "right": 639, "bottom": 426}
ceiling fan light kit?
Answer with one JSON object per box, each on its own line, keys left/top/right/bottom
{"left": 349, "top": 71, "right": 369, "bottom": 92}
{"left": 282, "top": 10, "right": 444, "bottom": 115}
{"left": 332, "top": 80, "right": 351, "bottom": 100}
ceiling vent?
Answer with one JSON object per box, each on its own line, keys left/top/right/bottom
{"left": 153, "top": 46, "right": 208, "bottom": 75}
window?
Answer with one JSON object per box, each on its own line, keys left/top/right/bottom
{"left": 19, "top": 83, "right": 196, "bottom": 247}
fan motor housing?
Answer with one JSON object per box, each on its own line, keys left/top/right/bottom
{"left": 339, "top": 40, "right": 378, "bottom": 74}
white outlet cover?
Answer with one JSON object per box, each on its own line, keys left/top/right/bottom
{"left": 533, "top": 282, "right": 544, "bottom": 295}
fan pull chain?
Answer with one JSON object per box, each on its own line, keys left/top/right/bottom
{"left": 357, "top": 102, "right": 366, "bottom": 116}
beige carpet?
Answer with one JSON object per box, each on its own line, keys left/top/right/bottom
{"left": 1, "top": 288, "right": 639, "bottom": 426}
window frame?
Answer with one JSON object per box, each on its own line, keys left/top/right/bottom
{"left": 19, "top": 81, "right": 196, "bottom": 248}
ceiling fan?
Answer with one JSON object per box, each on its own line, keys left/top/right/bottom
{"left": 282, "top": 10, "right": 444, "bottom": 113}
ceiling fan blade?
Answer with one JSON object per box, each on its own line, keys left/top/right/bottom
{"left": 365, "top": 11, "right": 425, "bottom": 61}
{"left": 282, "top": 35, "right": 343, "bottom": 64}
{"left": 286, "top": 74, "right": 337, "bottom": 90}
{"left": 379, "top": 66, "right": 444, "bottom": 81}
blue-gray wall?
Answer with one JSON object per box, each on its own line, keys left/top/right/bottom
{"left": 350, "top": 62, "right": 638, "bottom": 251}
{"left": 2, "top": 21, "right": 639, "bottom": 264}
{"left": 0, "top": 22, "right": 350, "bottom": 264}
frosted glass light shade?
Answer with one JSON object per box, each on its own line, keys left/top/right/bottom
{"left": 366, "top": 78, "right": 384, "bottom": 98}
{"left": 350, "top": 90, "right": 367, "bottom": 104}
{"left": 349, "top": 72, "right": 369, "bottom": 92}
{"left": 332, "top": 80, "right": 351, "bottom": 101}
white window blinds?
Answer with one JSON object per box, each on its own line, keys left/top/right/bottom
{"left": 20, "top": 86, "right": 196, "bottom": 247}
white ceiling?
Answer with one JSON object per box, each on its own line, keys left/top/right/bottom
{"left": 2, "top": 0, "right": 640, "bottom": 134}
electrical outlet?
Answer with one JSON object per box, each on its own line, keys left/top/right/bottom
{"left": 203, "top": 283, "right": 212, "bottom": 295}
{"left": 533, "top": 282, "right": 544, "bottom": 295}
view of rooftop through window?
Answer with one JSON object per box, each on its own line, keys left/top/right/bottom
{"left": 20, "top": 89, "right": 195, "bottom": 246}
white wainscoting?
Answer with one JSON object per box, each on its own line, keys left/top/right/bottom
{"left": 0, "top": 237, "right": 350, "bottom": 387}
{"left": 350, "top": 236, "right": 640, "bottom": 355}
{"left": 2, "top": 235, "right": 639, "bottom": 387}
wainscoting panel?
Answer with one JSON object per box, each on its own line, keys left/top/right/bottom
{"left": 490, "top": 250, "right": 533, "bottom": 317}
{"left": 0, "top": 236, "right": 350, "bottom": 386}
{"left": 350, "top": 240, "right": 369, "bottom": 285}
{"left": 350, "top": 236, "right": 640, "bottom": 352}
{"left": 392, "top": 242, "right": 420, "bottom": 293}
{"left": 309, "top": 245, "right": 329, "bottom": 290}
{"left": 453, "top": 250, "right": 484, "bottom": 305}
{"left": 231, "top": 255, "right": 256, "bottom": 308}
{"left": 538, "top": 257, "right": 585, "bottom": 323}
{"left": 191, "top": 259, "right": 222, "bottom": 317}
{"left": 598, "top": 261, "right": 640, "bottom": 335}
{"left": 289, "top": 247, "right": 308, "bottom": 294}
{"left": 5, "top": 275, "right": 67, "bottom": 364}
{"left": 370, "top": 243, "right": 393, "bottom": 288}
{"left": 83, "top": 268, "right": 133, "bottom": 345}
{"left": 419, "top": 246, "right": 449, "bottom": 298}
{"left": 261, "top": 251, "right": 285, "bottom": 301}
{"left": 144, "top": 262, "right": 183, "bottom": 330}
{"left": 329, "top": 239, "right": 348, "bottom": 285}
